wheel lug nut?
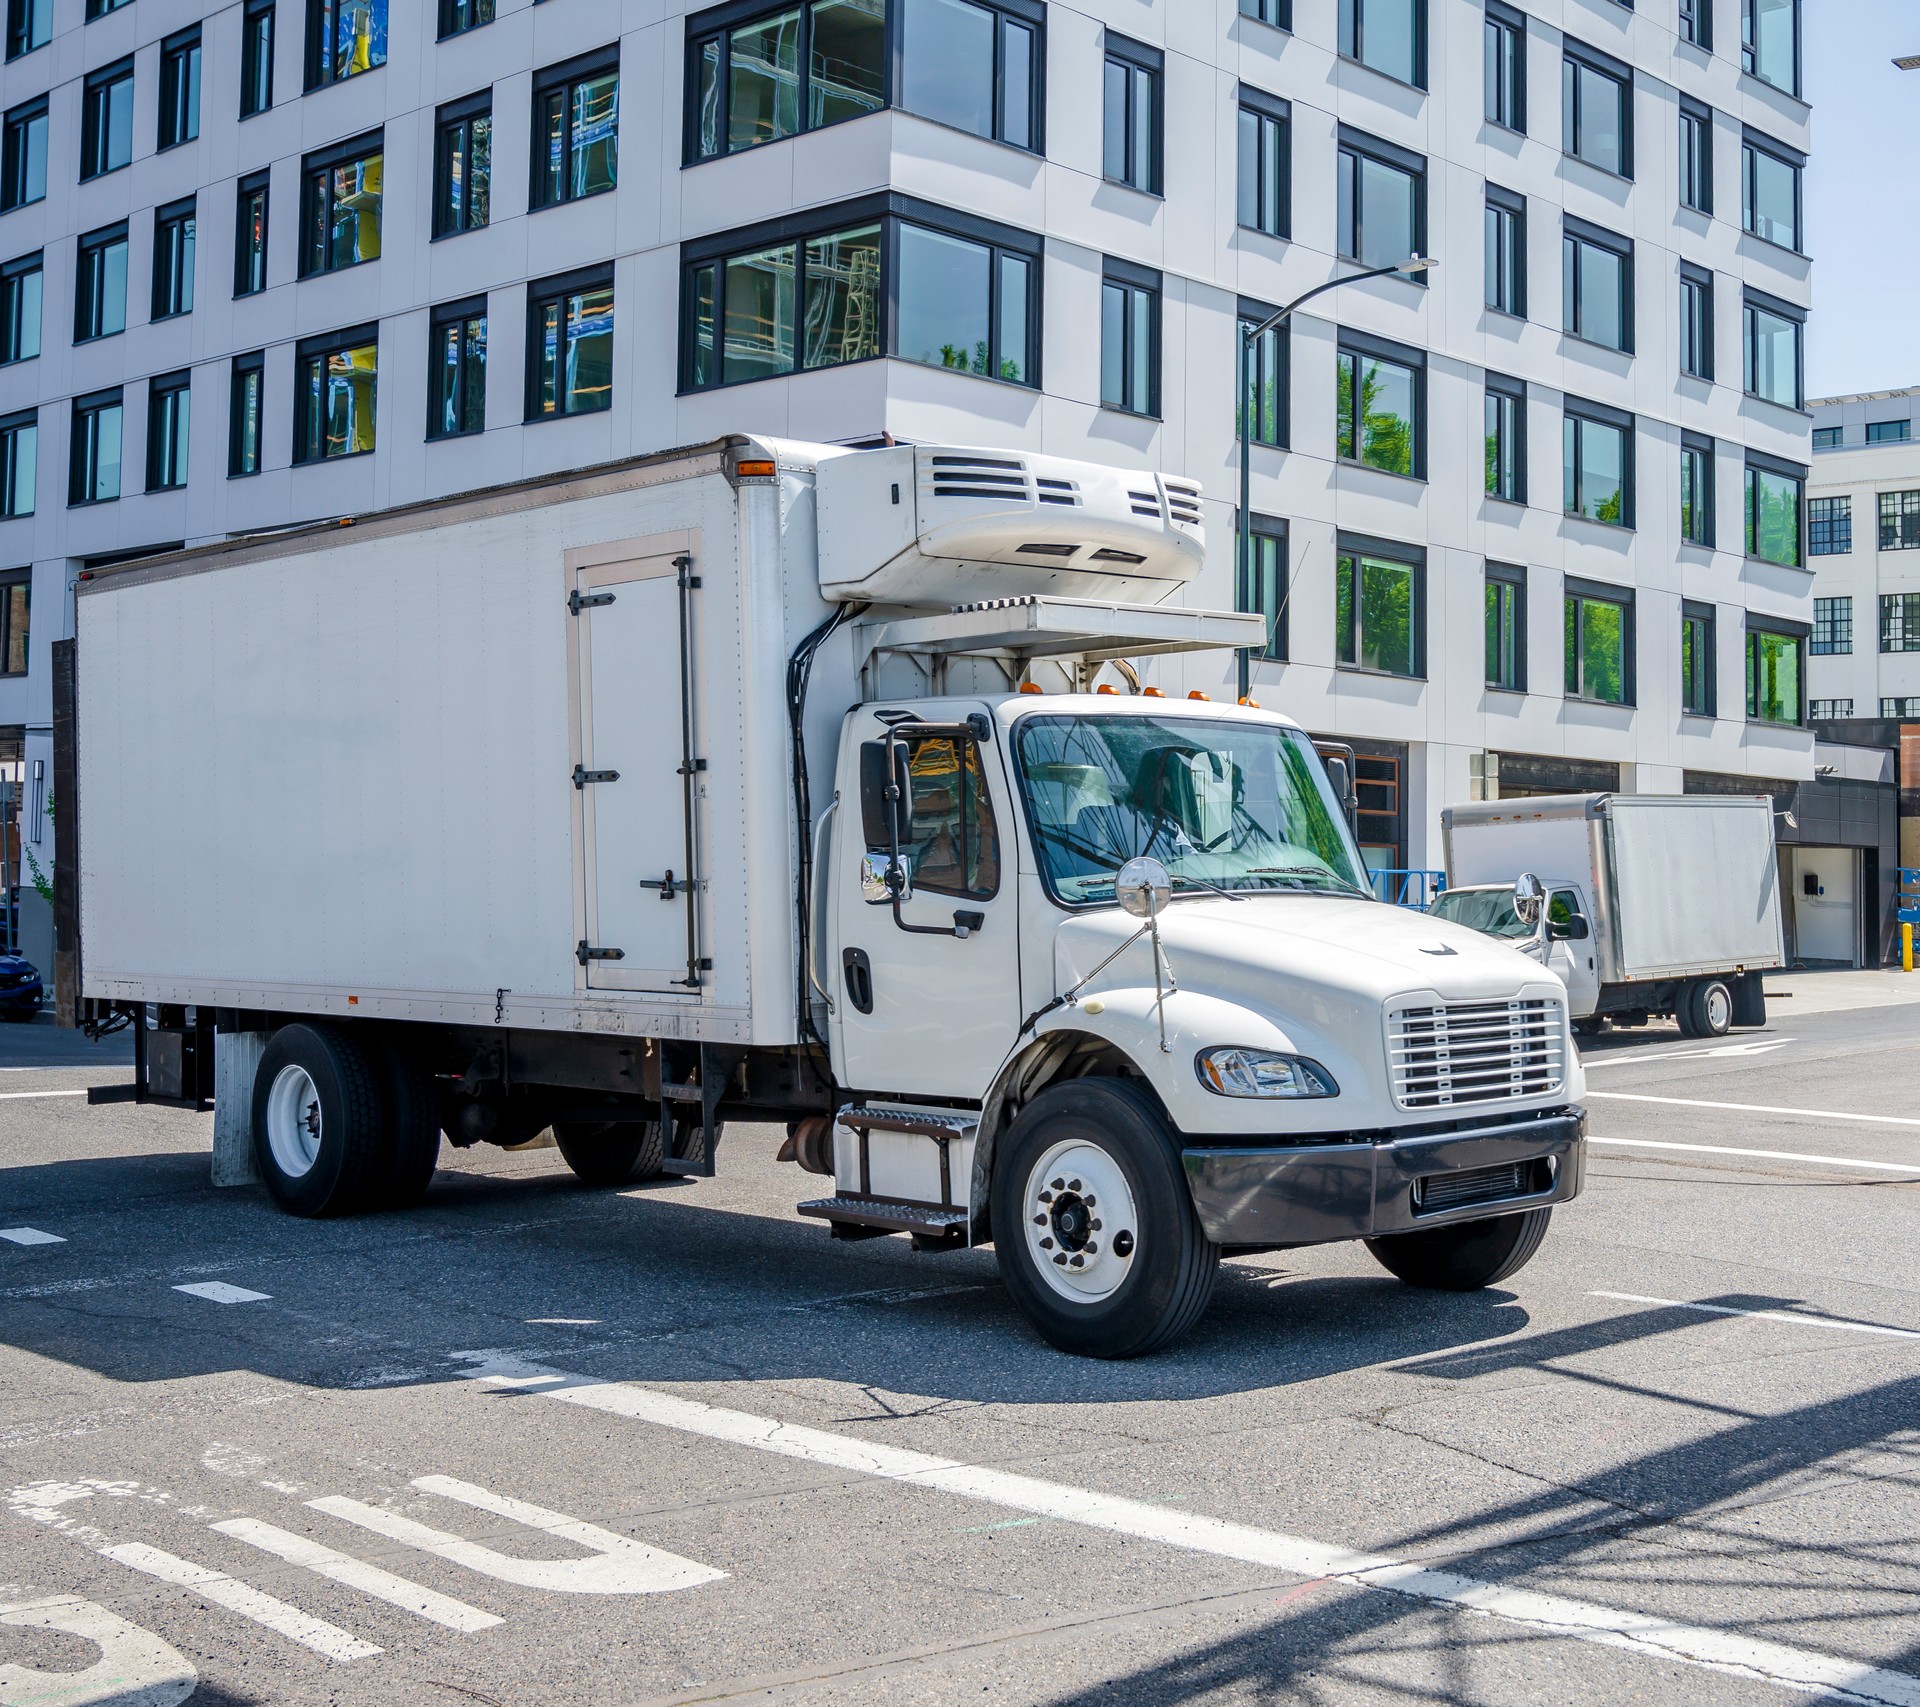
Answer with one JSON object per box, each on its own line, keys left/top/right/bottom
{"left": 1068, "top": 1179, "right": 1081, "bottom": 1191}
{"left": 1050, "top": 1178, "right": 1065, "bottom": 1191}
{"left": 1090, "top": 1219, "right": 1102, "bottom": 1231}
{"left": 1039, "top": 1236, "right": 1054, "bottom": 1249}
{"left": 1069, "top": 1254, "right": 1085, "bottom": 1268}
{"left": 1032, "top": 1214, "right": 1046, "bottom": 1225}
{"left": 1083, "top": 1195, "right": 1095, "bottom": 1208}
{"left": 1085, "top": 1241, "right": 1098, "bottom": 1254}
{"left": 1052, "top": 1253, "right": 1067, "bottom": 1265}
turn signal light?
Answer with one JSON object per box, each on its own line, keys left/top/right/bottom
{"left": 1096, "top": 683, "right": 1117, "bottom": 694}
{"left": 1188, "top": 690, "right": 1209, "bottom": 700}
{"left": 1142, "top": 686, "right": 1165, "bottom": 698}
{"left": 1019, "top": 682, "right": 1044, "bottom": 694}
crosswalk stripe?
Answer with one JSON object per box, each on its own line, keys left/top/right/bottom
{"left": 212, "top": 1518, "right": 504, "bottom": 1632}
{"left": 102, "top": 1542, "right": 381, "bottom": 1662}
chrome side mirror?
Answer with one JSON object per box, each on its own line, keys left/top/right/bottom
{"left": 1512, "top": 871, "right": 1546, "bottom": 927}
{"left": 861, "top": 852, "right": 910, "bottom": 904}
{"left": 1116, "top": 856, "right": 1173, "bottom": 919}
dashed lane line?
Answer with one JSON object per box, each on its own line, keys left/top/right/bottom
{"left": 1591, "top": 1293, "right": 1920, "bottom": 1342}
{"left": 0, "top": 1227, "right": 65, "bottom": 1245}
{"left": 212, "top": 1518, "right": 504, "bottom": 1631}
{"left": 173, "top": 1281, "right": 273, "bottom": 1304}
{"left": 1586, "top": 1091, "right": 1920, "bottom": 1128}
{"left": 455, "top": 1352, "right": 1920, "bottom": 1707}
{"left": 1588, "top": 1136, "right": 1920, "bottom": 1175}
{"left": 101, "top": 1541, "right": 381, "bottom": 1662}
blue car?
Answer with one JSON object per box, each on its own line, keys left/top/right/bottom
{"left": 0, "top": 955, "right": 43, "bottom": 1020}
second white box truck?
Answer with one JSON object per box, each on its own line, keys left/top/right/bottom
{"left": 63, "top": 436, "right": 1587, "bottom": 1356}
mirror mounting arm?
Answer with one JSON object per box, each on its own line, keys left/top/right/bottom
{"left": 881, "top": 723, "right": 988, "bottom": 940}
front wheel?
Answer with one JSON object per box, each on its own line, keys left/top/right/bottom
{"left": 251, "top": 1022, "right": 387, "bottom": 1217}
{"left": 554, "top": 1120, "right": 665, "bottom": 1187}
{"left": 990, "top": 1078, "right": 1218, "bottom": 1359}
{"left": 1366, "top": 1207, "right": 1552, "bottom": 1291}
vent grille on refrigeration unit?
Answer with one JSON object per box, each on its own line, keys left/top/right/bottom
{"left": 930, "top": 455, "right": 1031, "bottom": 502}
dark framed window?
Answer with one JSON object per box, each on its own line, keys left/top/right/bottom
{"left": 899, "top": 0, "right": 1042, "bottom": 153}
{"left": 307, "top": 0, "right": 387, "bottom": 91}
{"left": 299, "top": 132, "right": 383, "bottom": 277}
{"left": 527, "top": 267, "right": 612, "bottom": 420}
{"left": 1237, "top": 298, "right": 1287, "bottom": 448}
{"left": 1880, "top": 491, "right": 1920, "bottom": 551}
{"left": 1743, "top": 450, "right": 1803, "bottom": 566}
{"left": 688, "top": 0, "right": 885, "bottom": 162}
{"left": 682, "top": 196, "right": 1040, "bottom": 391}
{"left": 1484, "top": 372, "right": 1525, "bottom": 502}
{"left": 1103, "top": 35, "right": 1160, "bottom": 194}
{"left": 1337, "top": 330, "right": 1424, "bottom": 479}
{"left": 1, "top": 97, "right": 47, "bottom": 209}
{"left": 1237, "top": 88, "right": 1289, "bottom": 237}
{"left": 1485, "top": 560, "right": 1526, "bottom": 691}
{"left": 294, "top": 324, "right": 378, "bottom": 462}
{"left": 5, "top": 0, "right": 49, "bottom": 60}
{"left": 229, "top": 351, "right": 264, "bottom": 476}
{"left": 1744, "top": 617, "right": 1804, "bottom": 724}
{"left": 533, "top": 46, "right": 619, "bottom": 208}
{"left": 1563, "top": 577, "right": 1633, "bottom": 704}
{"left": 434, "top": 92, "right": 492, "bottom": 237}
{"left": 1561, "top": 39, "right": 1631, "bottom": 177}
{"left": 1338, "top": 127, "right": 1425, "bottom": 271}
{"left": 1238, "top": 512, "right": 1288, "bottom": 661}
{"left": 1807, "top": 497, "right": 1849, "bottom": 556}
{"left": 158, "top": 28, "right": 202, "bottom": 151}
{"left": 86, "top": 0, "right": 131, "bottom": 15}
{"left": 152, "top": 199, "right": 196, "bottom": 321}
{"left": 1679, "top": 0, "right": 1711, "bottom": 48}
{"left": 1678, "top": 95, "right": 1711, "bottom": 213}
{"left": 1484, "top": 183, "right": 1525, "bottom": 317}
{"left": 1882, "top": 594, "right": 1920, "bottom": 654}
{"left": 1100, "top": 257, "right": 1159, "bottom": 417}
{"left": 81, "top": 59, "right": 135, "bottom": 181}
{"left": 1680, "top": 599, "right": 1715, "bottom": 716}
{"left": 1239, "top": 0, "right": 1289, "bottom": 27}
{"left": 429, "top": 295, "right": 487, "bottom": 438}
{"left": 0, "top": 568, "right": 25, "bottom": 675}
{"left": 0, "top": 252, "right": 40, "bottom": 363}
{"left": 1680, "top": 430, "right": 1714, "bottom": 546}
{"left": 439, "top": 0, "right": 494, "bottom": 36}
{"left": 1812, "top": 425, "right": 1840, "bottom": 448}
{"left": 1562, "top": 215, "right": 1632, "bottom": 352}
{"left": 1742, "top": 128, "right": 1802, "bottom": 252}
{"left": 1884, "top": 696, "right": 1920, "bottom": 718}
{"left": 863, "top": 728, "right": 1000, "bottom": 902}
{"left": 1563, "top": 397, "right": 1633, "bottom": 527}
{"left": 1810, "top": 595, "right": 1851, "bottom": 652}
{"left": 74, "top": 223, "right": 128, "bottom": 343}
{"left": 1336, "top": 531, "right": 1425, "bottom": 678}
{"left": 69, "top": 388, "right": 123, "bottom": 505}
{"left": 1868, "top": 420, "right": 1912, "bottom": 444}
{"left": 1339, "top": 0, "right": 1424, "bottom": 87}
{"left": 1742, "top": 0, "right": 1798, "bottom": 96}
{"left": 1484, "top": 0, "right": 1525, "bottom": 132}
{"left": 1679, "top": 261, "right": 1713, "bottom": 380}
{"left": 235, "top": 172, "right": 269, "bottom": 297}
{"left": 0, "top": 408, "right": 35, "bottom": 516}
{"left": 241, "top": 0, "right": 275, "bottom": 118}
{"left": 1808, "top": 699, "right": 1851, "bottom": 721}
{"left": 1743, "top": 287, "right": 1802, "bottom": 409}
{"left": 145, "top": 371, "right": 190, "bottom": 491}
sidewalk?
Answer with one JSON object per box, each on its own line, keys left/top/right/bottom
{"left": 1762, "top": 966, "right": 1920, "bottom": 1016}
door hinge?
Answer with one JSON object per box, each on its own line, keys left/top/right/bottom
{"left": 569, "top": 589, "right": 615, "bottom": 614}
{"left": 676, "top": 759, "right": 708, "bottom": 777}
{"left": 577, "top": 941, "right": 626, "bottom": 964}
{"left": 675, "top": 555, "right": 701, "bottom": 591}
{"left": 573, "top": 765, "right": 619, "bottom": 788}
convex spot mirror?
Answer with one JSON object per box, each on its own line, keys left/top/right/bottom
{"left": 1116, "top": 856, "right": 1173, "bottom": 919}
{"left": 1512, "top": 872, "right": 1546, "bottom": 927}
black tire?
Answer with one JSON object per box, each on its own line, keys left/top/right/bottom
{"left": 368, "top": 1036, "right": 440, "bottom": 1210}
{"left": 554, "top": 1119, "right": 666, "bottom": 1187}
{"left": 251, "top": 1023, "right": 388, "bottom": 1218}
{"left": 1572, "top": 1016, "right": 1605, "bottom": 1037}
{"left": 1693, "top": 978, "right": 1733, "bottom": 1037}
{"left": 1673, "top": 985, "right": 1703, "bottom": 1037}
{"left": 1367, "top": 1206, "right": 1553, "bottom": 1291}
{"left": 990, "top": 1078, "right": 1218, "bottom": 1359}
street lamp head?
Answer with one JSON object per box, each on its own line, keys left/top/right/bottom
{"left": 1400, "top": 253, "right": 1438, "bottom": 275}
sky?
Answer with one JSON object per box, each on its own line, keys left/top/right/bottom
{"left": 1802, "top": 0, "right": 1920, "bottom": 399}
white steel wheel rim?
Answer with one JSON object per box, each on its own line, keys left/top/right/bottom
{"left": 1704, "top": 984, "right": 1731, "bottom": 1032}
{"left": 1022, "top": 1137, "right": 1140, "bottom": 1303}
{"left": 265, "top": 1063, "right": 324, "bottom": 1179}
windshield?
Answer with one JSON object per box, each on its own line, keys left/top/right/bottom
{"left": 1429, "top": 888, "right": 1531, "bottom": 939}
{"left": 1014, "top": 714, "right": 1372, "bottom": 905}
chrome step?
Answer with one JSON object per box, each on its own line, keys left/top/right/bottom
{"left": 797, "top": 1195, "right": 969, "bottom": 1243}
{"left": 836, "top": 1105, "right": 978, "bottom": 1140}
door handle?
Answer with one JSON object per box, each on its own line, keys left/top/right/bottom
{"left": 842, "top": 948, "right": 874, "bottom": 1015}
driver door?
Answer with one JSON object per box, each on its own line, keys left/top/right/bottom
{"left": 1547, "top": 886, "right": 1600, "bottom": 1015}
{"left": 828, "top": 707, "right": 1022, "bottom": 1100}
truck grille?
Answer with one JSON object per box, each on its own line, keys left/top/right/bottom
{"left": 1388, "top": 998, "right": 1565, "bottom": 1110}
{"left": 1413, "top": 1160, "right": 1540, "bottom": 1215}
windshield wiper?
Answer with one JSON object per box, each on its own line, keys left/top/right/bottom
{"left": 1168, "top": 874, "right": 1244, "bottom": 903}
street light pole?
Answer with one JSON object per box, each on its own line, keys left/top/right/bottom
{"left": 1236, "top": 253, "right": 1438, "bottom": 703}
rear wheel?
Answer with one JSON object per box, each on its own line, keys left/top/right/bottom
{"left": 990, "top": 1078, "right": 1218, "bottom": 1359}
{"left": 1572, "top": 1016, "right": 1605, "bottom": 1037}
{"left": 1367, "top": 1207, "right": 1552, "bottom": 1291}
{"left": 1692, "top": 978, "right": 1733, "bottom": 1037}
{"left": 554, "top": 1120, "right": 665, "bottom": 1187}
{"left": 251, "top": 1023, "right": 387, "bottom": 1217}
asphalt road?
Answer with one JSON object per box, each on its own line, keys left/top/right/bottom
{"left": 3, "top": 994, "right": 1919, "bottom": 1707}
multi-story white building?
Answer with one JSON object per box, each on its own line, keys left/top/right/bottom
{"left": 0, "top": 0, "right": 1817, "bottom": 926}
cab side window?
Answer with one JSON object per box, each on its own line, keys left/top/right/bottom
{"left": 866, "top": 734, "right": 1001, "bottom": 900}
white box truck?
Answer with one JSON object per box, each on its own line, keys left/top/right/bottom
{"left": 61, "top": 436, "right": 1586, "bottom": 1356}
{"left": 1437, "top": 794, "right": 1785, "bottom": 1039}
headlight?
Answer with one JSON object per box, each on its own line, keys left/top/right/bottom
{"left": 1195, "top": 1047, "right": 1338, "bottom": 1099}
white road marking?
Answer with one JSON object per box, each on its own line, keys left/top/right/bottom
{"left": 525, "top": 1317, "right": 601, "bottom": 1325}
{"left": 101, "top": 1541, "right": 381, "bottom": 1662}
{"left": 0, "top": 1226, "right": 65, "bottom": 1245}
{"left": 173, "top": 1281, "right": 272, "bottom": 1304}
{"left": 0, "top": 1088, "right": 86, "bottom": 1100}
{"left": 1589, "top": 1136, "right": 1920, "bottom": 1175}
{"left": 0, "top": 1593, "right": 198, "bottom": 1705}
{"left": 311, "top": 1475, "right": 724, "bottom": 1596}
{"left": 213, "top": 1517, "right": 504, "bottom": 1631}
{"left": 1582, "top": 1038, "right": 1795, "bottom": 1069}
{"left": 1592, "top": 1293, "right": 1920, "bottom": 1342}
{"left": 1587, "top": 1090, "right": 1920, "bottom": 1128}
{"left": 452, "top": 1351, "right": 1920, "bottom": 1707}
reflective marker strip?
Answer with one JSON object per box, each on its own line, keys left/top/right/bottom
{"left": 212, "top": 1518, "right": 504, "bottom": 1631}
{"left": 102, "top": 1542, "right": 380, "bottom": 1661}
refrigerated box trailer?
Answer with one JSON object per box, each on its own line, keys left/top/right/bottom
{"left": 1438, "top": 794, "right": 1785, "bottom": 1037}
{"left": 64, "top": 436, "right": 1587, "bottom": 1356}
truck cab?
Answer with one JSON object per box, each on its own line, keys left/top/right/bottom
{"left": 1428, "top": 881, "right": 1600, "bottom": 1018}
